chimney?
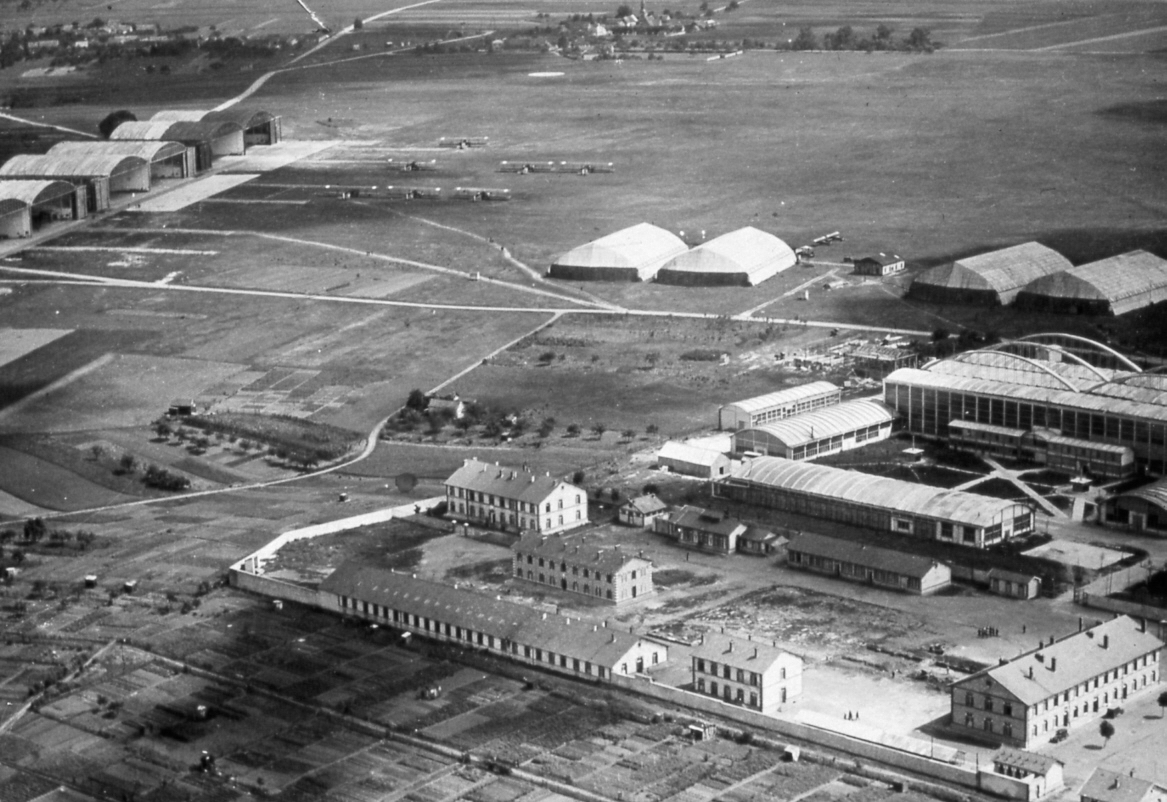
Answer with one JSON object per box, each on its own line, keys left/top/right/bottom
{"left": 610, "top": 633, "right": 616, "bottom": 643}
{"left": 753, "top": 647, "right": 758, "bottom": 659}
{"left": 728, "top": 641, "right": 734, "bottom": 653}
{"left": 1028, "top": 666, "right": 1034, "bottom": 680}
{"left": 1103, "top": 634, "right": 1109, "bottom": 649}
{"left": 1050, "top": 657, "right": 1057, "bottom": 672}
{"left": 700, "top": 633, "right": 705, "bottom": 645}
{"left": 1140, "top": 618, "right": 1146, "bottom": 633}
{"left": 1079, "top": 617, "right": 1083, "bottom": 632}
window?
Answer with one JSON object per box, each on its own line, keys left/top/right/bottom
{"left": 737, "top": 669, "right": 745, "bottom": 683}
{"left": 545, "top": 503, "right": 551, "bottom": 513}
{"left": 575, "top": 494, "right": 581, "bottom": 503}
{"left": 736, "top": 688, "right": 744, "bottom": 703}
{"left": 723, "top": 664, "right": 731, "bottom": 679}
{"left": 1003, "top": 703, "right": 1013, "bottom": 717}
{"left": 984, "top": 699, "right": 994, "bottom": 712}
{"left": 697, "top": 678, "right": 705, "bottom": 692}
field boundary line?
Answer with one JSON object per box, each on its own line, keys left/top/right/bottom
{"left": 951, "top": 14, "right": 1119, "bottom": 45}
{"left": 1033, "top": 24, "right": 1167, "bottom": 50}
{"left": 428, "top": 311, "right": 562, "bottom": 396}
{"left": 739, "top": 269, "right": 836, "bottom": 317}
{"left": 0, "top": 111, "right": 97, "bottom": 139}
{"left": 0, "top": 353, "right": 116, "bottom": 426}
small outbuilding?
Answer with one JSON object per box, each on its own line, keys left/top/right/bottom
{"left": 979, "top": 748, "right": 1064, "bottom": 800}
{"left": 1103, "top": 477, "right": 1167, "bottom": 536}
{"left": 987, "top": 569, "right": 1041, "bottom": 600}
{"left": 549, "top": 222, "right": 688, "bottom": 281}
{"left": 852, "top": 253, "right": 905, "bottom": 276}
{"left": 654, "top": 506, "right": 746, "bottom": 554}
{"left": 618, "top": 494, "right": 670, "bottom": 528}
{"left": 655, "top": 226, "right": 796, "bottom": 286}
{"left": 657, "top": 441, "right": 730, "bottom": 478}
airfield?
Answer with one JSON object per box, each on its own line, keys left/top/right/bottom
{"left": 1, "top": 0, "right": 1166, "bottom": 798}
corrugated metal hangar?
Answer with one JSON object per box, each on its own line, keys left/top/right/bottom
{"left": 655, "top": 227, "right": 796, "bottom": 286}
{"left": 1015, "top": 250, "right": 1167, "bottom": 316}
{"left": 548, "top": 222, "right": 688, "bottom": 281}
{"left": 909, "top": 242, "right": 1070, "bottom": 306}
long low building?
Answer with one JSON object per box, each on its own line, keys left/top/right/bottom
{"left": 949, "top": 615, "right": 1163, "bottom": 748}
{"left": 714, "top": 456, "right": 1034, "bottom": 548}
{"left": 719, "top": 381, "right": 840, "bottom": 431}
{"left": 948, "top": 421, "right": 1137, "bottom": 480}
{"left": 657, "top": 441, "right": 731, "bottom": 478}
{"left": 785, "top": 532, "right": 952, "bottom": 594}
{"left": 320, "top": 563, "right": 667, "bottom": 680}
{"left": 731, "top": 399, "right": 895, "bottom": 460}
{"left": 49, "top": 140, "right": 195, "bottom": 181}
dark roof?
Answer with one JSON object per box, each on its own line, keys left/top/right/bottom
{"left": 319, "top": 563, "right": 651, "bottom": 668}
{"left": 165, "top": 120, "right": 243, "bottom": 142}
{"left": 958, "top": 615, "right": 1164, "bottom": 706}
{"left": 739, "top": 525, "right": 777, "bottom": 543}
{"left": 667, "top": 506, "right": 746, "bottom": 537}
{"left": 786, "top": 532, "right": 947, "bottom": 579}
{"left": 446, "top": 458, "right": 578, "bottom": 504}
{"left": 623, "top": 494, "right": 669, "bottom": 515}
{"left": 855, "top": 254, "right": 903, "bottom": 266}
{"left": 987, "top": 569, "right": 1040, "bottom": 585}
{"left": 992, "top": 747, "right": 1061, "bottom": 775}
{"left": 202, "top": 107, "right": 276, "bottom": 130}
{"left": 512, "top": 533, "right": 651, "bottom": 573}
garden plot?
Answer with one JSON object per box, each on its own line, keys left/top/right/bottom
{"left": 1024, "top": 539, "right": 1127, "bottom": 569}
{"left": 206, "top": 366, "right": 354, "bottom": 418}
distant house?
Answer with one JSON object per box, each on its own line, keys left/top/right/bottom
{"left": 1080, "top": 769, "right": 1167, "bottom": 802}
{"left": 852, "top": 253, "right": 905, "bottom": 276}
{"left": 427, "top": 393, "right": 469, "bottom": 419}
{"left": 512, "top": 532, "right": 654, "bottom": 604}
{"left": 657, "top": 441, "right": 730, "bottom": 479}
{"left": 691, "top": 631, "right": 802, "bottom": 714}
{"left": 785, "top": 532, "right": 952, "bottom": 594}
{"left": 168, "top": 398, "right": 195, "bottom": 416}
{"left": 987, "top": 569, "right": 1041, "bottom": 601}
{"left": 618, "top": 494, "right": 670, "bottom": 528}
{"left": 444, "top": 458, "right": 588, "bottom": 535}
{"left": 979, "top": 748, "right": 1064, "bottom": 801}
{"left": 655, "top": 506, "right": 746, "bottom": 555}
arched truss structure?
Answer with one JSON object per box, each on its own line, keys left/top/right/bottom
{"left": 1017, "top": 333, "right": 1141, "bottom": 373}
{"left": 987, "top": 340, "right": 1111, "bottom": 383}
{"left": 921, "top": 349, "right": 1081, "bottom": 391}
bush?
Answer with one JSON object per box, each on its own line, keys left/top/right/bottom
{"left": 679, "top": 348, "right": 723, "bottom": 361}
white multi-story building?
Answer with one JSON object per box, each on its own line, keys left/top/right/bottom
{"left": 445, "top": 458, "right": 588, "bottom": 535}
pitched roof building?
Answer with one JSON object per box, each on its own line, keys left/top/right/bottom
{"left": 654, "top": 506, "right": 747, "bottom": 554}
{"left": 549, "top": 222, "right": 688, "bottom": 282}
{"left": 1080, "top": 769, "right": 1167, "bottom": 802}
{"left": 512, "top": 533, "right": 654, "bottom": 604}
{"left": 785, "top": 532, "right": 951, "bottom": 594}
{"left": 1016, "top": 251, "right": 1167, "bottom": 317}
{"left": 655, "top": 227, "right": 797, "bottom": 287}
{"left": 657, "top": 441, "right": 730, "bottom": 478}
{"left": 445, "top": 458, "right": 588, "bottom": 535}
{"left": 319, "top": 563, "right": 667, "bottom": 681}
{"left": 950, "top": 615, "right": 1164, "bottom": 748}
{"left": 618, "top": 494, "right": 670, "bottom": 527}
{"left": 691, "top": 632, "right": 803, "bottom": 714}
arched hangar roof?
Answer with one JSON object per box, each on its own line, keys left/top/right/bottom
{"left": 151, "top": 109, "right": 208, "bottom": 122}
{"left": 203, "top": 107, "right": 277, "bottom": 130}
{"left": 109, "top": 121, "right": 174, "bottom": 140}
{"left": 0, "top": 179, "right": 76, "bottom": 212}
{"left": 656, "top": 226, "right": 795, "bottom": 285}
{"left": 1112, "top": 477, "right": 1167, "bottom": 513}
{"left": 0, "top": 152, "right": 147, "bottom": 179}
{"left": 552, "top": 223, "right": 687, "bottom": 274}
{"left": 111, "top": 120, "right": 241, "bottom": 143}
{"left": 735, "top": 455, "right": 1025, "bottom": 528}
{"left": 725, "top": 381, "right": 839, "bottom": 415}
{"left": 1020, "top": 251, "right": 1167, "bottom": 316}
{"left": 912, "top": 242, "right": 1070, "bottom": 303}
{"left": 738, "top": 400, "right": 895, "bottom": 450}
{"left": 50, "top": 140, "right": 188, "bottom": 162}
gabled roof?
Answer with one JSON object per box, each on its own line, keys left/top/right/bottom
{"left": 1021, "top": 251, "right": 1167, "bottom": 316}
{"left": 666, "top": 506, "right": 745, "bottom": 536}
{"left": 737, "top": 400, "right": 895, "bottom": 450}
{"left": 512, "top": 532, "right": 651, "bottom": 573}
{"left": 623, "top": 494, "right": 669, "bottom": 515}
{"left": 958, "top": 615, "right": 1164, "bottom": 705}
{"left": 986, "top": 569, "right": 1040, "bottom": 585}
{"left": 446, "top": 458, "right": 577, "bottom": 504}
{"left": 723, "top": 381, "right": 839, "bottom": 415}
{"left": 691, "top": 631, "right": 797, "bottom": 670}
{"left": 739, "top": 525, "right": 777, "bottom": 543}
{"left": 1080, "top": 768, "right": 1161, "bottom": 802}
{"left": 913, "top": 242, "right": 1070, "bottom": 302}
{"left": 658, "top": 441, "right": 726, "bottom": 467}
{"left": 991, "top": 747, "right": 1061, "bottom": 775}
{"left": 733, "top": 456, "right": 1026, "bottom": 529}
{"left": 319, "top": 563, "right": 652, "bottom": 668}
{"left": 855, "top": 253, "right": 903, "bottom": 266}
{"left": 786, "top": 532, "right": 946, "bottom": 578}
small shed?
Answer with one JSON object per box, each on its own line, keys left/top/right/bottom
{"left": 987, "top": 569, "right": 1041, "bottom": 600}
{"left": 657, "top": 441, "right": 730, "bottom": 479}
{"left": 852, "top": 253, "right": 905, "bottom": 276}
{"left": 737, "top": 525, "right": 779, "bottom": 555}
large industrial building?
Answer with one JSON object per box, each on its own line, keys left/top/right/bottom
{"left": 1015, "top": 251, "right": 1167, "bottom": 316}
{"left": 0, "top": 151, "right": 150, "bottom": 211}
{"left": 730, "top": 399, "right": 895, "bottom": 460}
{"left": 110, "top": 119, "right": 245, "bottom": 171}
{"left": 714, "top": 456, "right": 1034, "bottom": 548}
{"left": 883, "top": 334, "right": 1167, "bottom": 475}
{"left": 49, "top": 140, "right": 195, "bottom": 182}
{"left": 909, "top": 242, "right": 1071, "bottom": 306}
{"left": 548, "top": 222, "right": 688, "bottom": 281}
{"left": 0, "top": 179, "right": 83, "bottom": 237}
{"left": 1103, "top": 477, "right": 1167, "bottom": 535}
{"left": 949, "top": 615, "right": 1163, "bottom": 748}
{"left": 719, "top": 381, "right": 840, "bottom": 431}
{"left": 655, "top": 227, "right": 796, "bottom": 286}
{"left": 444, "top": 459, "right": 588, "bottom": 535}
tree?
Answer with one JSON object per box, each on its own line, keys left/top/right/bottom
{"left": 98, "top": 109, "right": 136, "bottom": 139}
{"left": 615, "top": 3, "right": 633, "bottom": 17}
{"left": 591, "top": 422, "right": 607, "bottom": 438}
{"left": 1099, "top": 719, "right": 1115, "bottom": 747}
{"left": 153, "top": 420, "right": 172, "bottom": 440}
{"left": 566, "top": 423, "right": 581, "bottom": 437}
{"left": 353, "top": 16, "right": 364, "bottom": 29}
{"left": 931, "top": 327, "right": 950, "bottom": 342}
{"left": 874, "top": 24, "right": 893, "bottom": 42}
{"left": 906, "top": 27, "right": 932, "bottom": 51}
{"left": 572, "top": 470, "right": 586, "bottom": 485}
{"left": 1158, "top": 690, "right": 1167, "bottom": 718}
{"left": 23, "top": 518, "right": 46, "bottom": 544}
{"left": 646, "top": 423, "right": 659, "bottom": 436}
{"left": 622, "top": 428, "right": 636, "bottom": 442}
{"left": 406, "top": 389, "right": 429, "bottom": 411}
{"left": 89, "top": 444, "right": 105, "bottom": 461}
{"left": 792, "top": 26, "right": 817, "bottom": 50}
{"left": 119, "top": 454, "right": 136, "bottom": 474}
{"left": 826, "top": 25, "right": 854, "bottom": 50}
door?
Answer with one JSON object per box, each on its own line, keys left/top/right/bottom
{"left": 636, "top": 656, "right": 644, "bottom": 673}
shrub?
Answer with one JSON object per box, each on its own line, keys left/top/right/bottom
{"left": 679, "top": 348, "right": 723, "bottom": 361}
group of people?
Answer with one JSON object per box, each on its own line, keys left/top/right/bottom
{"left": 977, "top": 626, "right": 999, "bottom": 638}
